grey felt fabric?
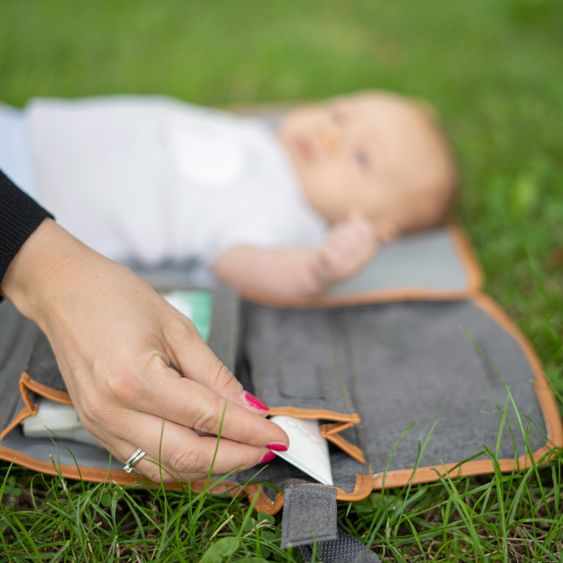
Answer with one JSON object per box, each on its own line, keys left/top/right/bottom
{"left": 281, "top": 483, "right": 338, "bottom": 548}
{"left": 241, "top": 304, "right": 359, "bottom": 414}
{"left": 0, "top": 301, "right": 39, "bottom": 429}
{"left": 239, "top": 299, "right": 546, "bottom": 479}
{"left": 26, "top": 334, "right": 66, "bottom": 391}
{"left": 341, "top": 300, "right": 546, "bottom": 471}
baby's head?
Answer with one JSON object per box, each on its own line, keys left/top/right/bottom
{"left": 278, "top": 91, "right": 457, "bottom": 239}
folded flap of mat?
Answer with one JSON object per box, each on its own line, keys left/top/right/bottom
{"left": 0, "top": 374, "right": 39, "bottom": 440}
{"left": 320, "top": 422, "right": 366, "bottom": 465}
{"left": 241, "top": 301, "right": 368, "bottom": 463}
{"left": 267, "top": 408, "right": 365, "bottom": 465}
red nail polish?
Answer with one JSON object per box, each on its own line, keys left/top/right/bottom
{"left": 267, "top": 442, "right": 288, "bottom": 452}
{"left": 243, "top": 391, "right": 269, "bottom": 412}
{"left": 259, "top": 451, "right": 276, "bottom": 464}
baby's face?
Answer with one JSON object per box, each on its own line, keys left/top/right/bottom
{"left": 278, "top": 92, "right": 455, "bottom": 234}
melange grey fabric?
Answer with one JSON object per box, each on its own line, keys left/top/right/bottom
{"left": 340, "top": 300, "right": 546, "bottom": 472}
{"left": 241, "top": 304, "right": 359, "bottom": 414}
{"left": 0, "top": 301, "right": 39, "bottom": 430}
{"left": 26, "top": 333, "right": 65, "bottom": 391}
{"left": 239, "top": 299, "right": 546, "bottom": 479}
{"left": 299, "top": 529, "right": 381, "bottom": 563}
{"left": 281, "top": 483, "right": 338, "bottom": 548}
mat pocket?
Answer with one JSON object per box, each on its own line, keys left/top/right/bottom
{"left": 0, "top": 332, "right": 72, "bottom": 441}
{"left": 241, "top": 357, "right": 365, "bottom": 464}
{"left": 241, "top": 303, "right": 368, "bottom": 465}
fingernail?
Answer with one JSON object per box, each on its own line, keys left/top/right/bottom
{"left": 259, "top": 451, "right": 277, "bottom": 464}
{"left": 242, "top": 391, "right": 269, "bottom": 412}
{"left": 267, "top": 442, "right": 288, "bottom": 452}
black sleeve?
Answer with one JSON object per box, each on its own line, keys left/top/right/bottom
{"left": 0, "top": 169, "right": 54, "bottom": 286}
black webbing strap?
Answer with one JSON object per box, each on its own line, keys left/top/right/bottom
{"left": 299, "top": 529, "right": 381, "bottom": 563}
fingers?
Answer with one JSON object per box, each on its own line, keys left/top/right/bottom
{"left": 129, "top": 362, "right": 288, "bottom": 449}
{"left": 334, "top": 215, "right": 376, "bottom": 244}
{"left": 319, "top": 215, "right": 378, "bottom": 281}
{"left": 109, "top": 411, "right": 272, "bottom": 483}
{"left": 167, "top": 326, "right": 265, "bottom": 414}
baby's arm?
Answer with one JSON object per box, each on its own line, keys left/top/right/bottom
{"left": 214, "top": 215, "right": 377, "bottom": 297}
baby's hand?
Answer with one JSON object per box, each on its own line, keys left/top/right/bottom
{"left": 314, "top": 214, "right": 378, "bottom": 286}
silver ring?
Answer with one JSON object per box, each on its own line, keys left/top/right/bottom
{"left": 123, "top": 448, "right": 146, "bottom": 473}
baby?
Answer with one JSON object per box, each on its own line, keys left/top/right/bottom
{"left": 22, "top": 91, "right": 457, "bottom": 297}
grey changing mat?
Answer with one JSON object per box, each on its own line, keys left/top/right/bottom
{"left": 0, "top": 283, "right": 560, "bottom": 512}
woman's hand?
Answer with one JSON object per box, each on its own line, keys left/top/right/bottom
{"left": 2, "top": 219, "right": 288, "bottom": 482}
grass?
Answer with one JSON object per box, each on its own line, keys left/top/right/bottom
{"left": 1, "top": 0, "right": 562, "bottom": 560}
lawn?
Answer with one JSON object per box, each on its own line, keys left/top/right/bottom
{"left": 1, "top": 0, "right": 562, "bottom": 560}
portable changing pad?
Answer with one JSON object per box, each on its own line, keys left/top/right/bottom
{"left": 0, "top": 101, "right": 561, "bottom": 557}
{"left": 0, "top": 225, "right": 560, "bottom": 512}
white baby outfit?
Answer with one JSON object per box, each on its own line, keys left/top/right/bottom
{"left": 26, "top": 96, "right": 326, "bottom": 269}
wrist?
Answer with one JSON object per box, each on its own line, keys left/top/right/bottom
{"left": 1, "top": 219, "right": 96, "bottom": 326}
{"left": 306, "top": 249, "right": 331, "bottom": 294}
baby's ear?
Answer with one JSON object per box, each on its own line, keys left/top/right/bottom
{"left": 375, "top": 219, "right": 399, "bottom": 243}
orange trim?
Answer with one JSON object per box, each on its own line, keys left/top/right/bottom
{"left": 269, "top": 406, "right": 360, "bottom": 425}
{"left": 270, "top": 409, "right": 366, "bottom": 463}
{"left": 371, "top": 293, "right": 562, "bottom": 490}
{"left": 0, "top": 439, "right": 371, "bottom": 516}
{"left": 19, "top": 373, "right": 37, "bottom": 412}
{"left": 244, "top": 473, "right": 374, "bottom": 515}
{"left": 21, "top": 372, "right": 73, "bottom": 405}
{"left": 0, "top": 372, "right": 74, "bottom": 441}
{"left": 0, "top": 442, "right": 243, "bottom": 495}
{"left": 320, "top": 422, "right": 355, "bottom": 436}
{"left": 243, "top": 286, "right": 479, "bottom": 310}
{"left": 372, "top": 446, "right": 556, "bottom": 489}
{"left": 0, "top": 407, "right": 36, "bottom": 441}
{"left": 324, "top": 432, "right": 366, "bottom": 465}
{"left": 242, "top": 223, "right": 484, "bottom": 309}
{"left": 448, "top": 223, "right": 483, "bottom": 294}
{"left": 0, "top": 373, "right": 40, "bottom": 440}
{"left": 473, "top": 295, "right": 562, "bottom": 448}
{"left": 320, "top": 422, "right": 366, "bottom": 464}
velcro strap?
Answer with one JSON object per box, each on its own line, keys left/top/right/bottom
{"left": 281, "top": 483, "right": 338, "bottom": 549}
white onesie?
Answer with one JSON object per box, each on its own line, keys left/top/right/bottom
{"left": 26, "top": 96, "right": 326, "bottom": 269}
